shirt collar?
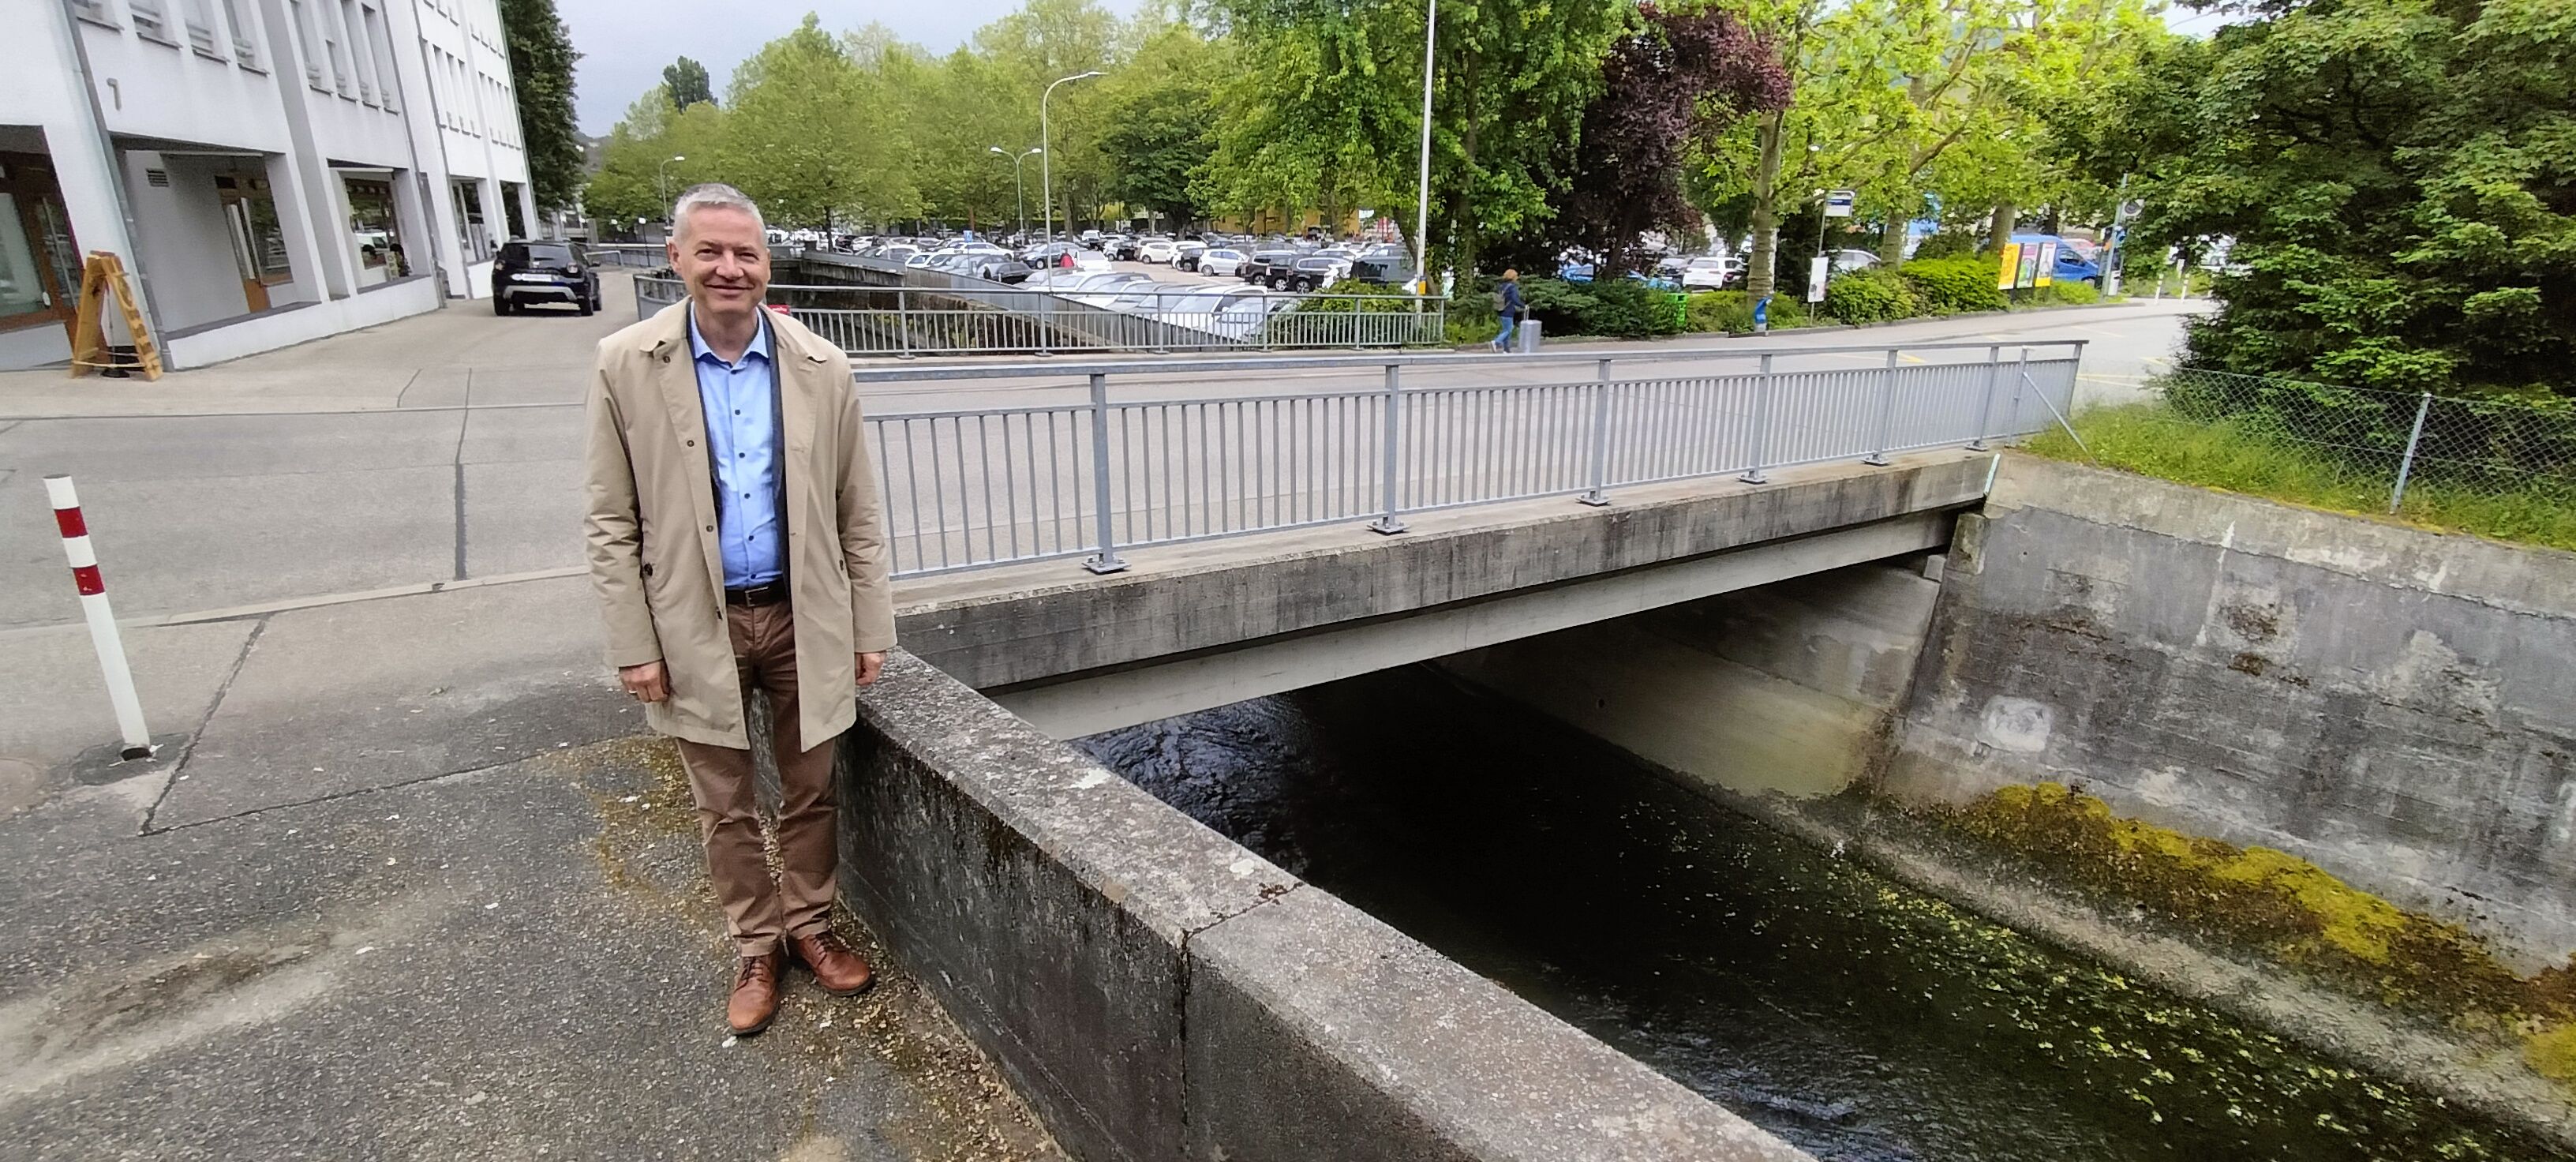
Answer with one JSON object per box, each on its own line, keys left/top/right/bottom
{"left": 686, "top": 305, "right": 772, "bottom": 367}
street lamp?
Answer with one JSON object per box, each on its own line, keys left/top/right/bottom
{"left": 656, "top": 154, "right": 686, "bottom": 219}
{"left": 990, "top": 145, "right": 1041, "bottom": 239}
{"left": 1411, "top": 0, "right": 1436, "bottom": 293}
{"left": 1040, "top": 71, "right": 1103, "bottom": 242}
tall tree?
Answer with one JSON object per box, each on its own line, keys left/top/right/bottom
{"left": 1556, "top": 4, "right": 1789, "bottom": 274}
{"left": 663, "top": 56, "right": 713, "bottom": 109}
{"left": 2072, "top": 0, "right": 2576, "bottom": 395}
{"left": 722, "top": 15, "right": 918, "bottom": 230}
{"left": 1098, "top": 21, "right": 1226, "bottom": 227}
{"left": 1208, "top": 0, "right": 1619, "bottom": 272}
{"left": 497, "top": 0, "right": 582, "bottom": 213}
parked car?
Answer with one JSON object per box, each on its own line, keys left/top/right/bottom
{"left": 1679, "top": 256, "right": 1734, "bottom": 290}
{"left": 1106, "top": 235, "right": 1141, "bottom": 261}
{"left": 1199, "top": 247, "right": 1251, "bottom": 277}
{"left": 1138, "top": 238, "right": 1179, "bottom": 264}
{"left": 973, "top": 256, "right": 1035, "bottom": 283}
{"left": 1343, "top": 254, "right": 1411, "bottom": 287}
{"left": 1173, "top": 241, "right": 1208, "bottom": 271}
{"left": 1828, "top": 248, "right": 1881, "bottom": 273}
{"left": 1240, "top": 249, "right": 1302, "bottom": 287}
{"left": 491, "top": 241, "right": 599, "bottom": 316}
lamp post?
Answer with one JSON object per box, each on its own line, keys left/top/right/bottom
{"left": 1040, "top": 71, "right": 1103, "bottom": 242}
{"left": 990, "top": 145, "right": 1041, "bottom": 239}
{"left": 1411, "top": 0, "right": 1436, "bottom": 293}
{"left": 656, "top": 154, "right": 685, "bottom": 219}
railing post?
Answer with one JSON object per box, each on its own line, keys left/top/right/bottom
{"left": 2008, "top": 347, "right": 2030, "bottom": 435}
{"left": 896, "top": 289, "right": 913, "bottom": 359}
{"left": 2390, "top": 390, "right": 2432, "bottom": 514}
{"left": 1967, "top": 344, "right": 2002, "bottom": 450}
{"left": 1739, "top": 353, "right": 1774, "bottom": 485}
{"left": 1580, "top": 358, "right": 1614, "bottom": 505}
{"left": 1864, "top": 347, "right": 1900, "bottom": 466}
{"left": 1083, "top": 373, "right": 1127, "bottom": 574}
{"left": 1369, "top": 364, "right": 1409, "bottom": 534}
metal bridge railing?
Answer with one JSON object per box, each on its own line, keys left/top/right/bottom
{"left": 633, "top": 273, "right": 1447, "bottom": 357}
{"left": 586, "top": 243, "right": 669, "bottom": 269}
{"left": 858, "top": 341, "right": 2083, "bottom": 579}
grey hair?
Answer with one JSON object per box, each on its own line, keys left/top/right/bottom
{"left": 672, "top": 182, "right": 766, "bottom": 240}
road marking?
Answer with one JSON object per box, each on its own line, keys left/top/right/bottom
{"left": 0, "top": 566, "right": 590, "bottom": 639}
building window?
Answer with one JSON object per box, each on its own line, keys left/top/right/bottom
{"left": 220, "top": 0, "right": 259, "bottom": 66}
{"left": 344, "top": 176, "right": 405, "bottom": 284}
{"left": 452, "top": 179, "right": 491, "bottom": 262}
{"left": 130, "top": 0, "right": 180, "bottom": 45}
{"left": 364, "top": 5, "right": 399, "bottom": 110}
{"left": 290, "top": 0, "right": 327, "bottom": 89}
{"left": 0, "top": 154, "right": 84, "bottom": 335}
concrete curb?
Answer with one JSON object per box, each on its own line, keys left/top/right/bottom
{"left": 838, "top": 652, "right": 1812, "bottom": 1161}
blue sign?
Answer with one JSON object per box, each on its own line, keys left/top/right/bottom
{"left": 1754, "top": 294, "right": 1772, "bottom": 333}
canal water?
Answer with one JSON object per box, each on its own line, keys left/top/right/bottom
{"left": 1075, "top": 666, "right": 2571, "bottom": 1162}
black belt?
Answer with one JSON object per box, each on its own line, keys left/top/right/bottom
{"left": 724, "top": 579, "right": 789, "bottom": 607}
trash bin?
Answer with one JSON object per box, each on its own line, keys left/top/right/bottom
{"left": 1517, "top": 318, "right": 1543, "bottom": 354}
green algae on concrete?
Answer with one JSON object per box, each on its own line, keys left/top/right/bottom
{"left": 1930, "top": 782, "right": 2576, "bottom": 1093}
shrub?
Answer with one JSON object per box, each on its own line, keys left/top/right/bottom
{"left": 1686, "top": 290, "right": 1753, "bottom": 333}
{"left": 1911, "top": 230, "right": 1979, "bottom": 261}
{"left": 1901, "top": 254, "right": 2009, "bottom": 314}
{"left": 1684, "top": 289, "right": 1818, "bottom": 333}
{"left": 1824, "top": 268, "right": 1924, "bottom": 324}
{"left": 1522, "top": 276, "right": 1683, "bottom": 339}
{"left": 2042, "top": 279, "right": 2101, "bottom": 306}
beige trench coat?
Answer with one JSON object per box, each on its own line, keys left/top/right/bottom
{"left": 582, "top": 301, "right": 897, "bottom": 752}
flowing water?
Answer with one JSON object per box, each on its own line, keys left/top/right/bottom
{"left": 1075, "top": 666, "right": 2572, "bottom": 1162}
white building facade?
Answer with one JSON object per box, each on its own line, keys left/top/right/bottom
{"left": 2, "top": 0, "right": 539, "bottom": 369}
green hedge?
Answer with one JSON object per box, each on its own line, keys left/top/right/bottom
{"left": 1522, "top": 277, "right": 1686, "bottom": 339}
{"left": 2042, "top": 279, "right": 2101, "bottom": 306}
{"left": 1824, "top": 268, "right": 1925, "bottom": 324}
{"left": 1683, "top": 290, "right": 1816, "bottom": 333}
{"left": 1899, "top": 255, "right": 2009, "bottom": 313}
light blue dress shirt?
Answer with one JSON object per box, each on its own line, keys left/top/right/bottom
{"left": 688, "top": 307, "right": 783, "bottom": 589}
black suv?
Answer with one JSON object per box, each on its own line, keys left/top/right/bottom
{"left": 1239, "top": 250, "right": 1301, "bottom": 287}
{"left": 491, "top": 242, "right": 601, "bottom": 316}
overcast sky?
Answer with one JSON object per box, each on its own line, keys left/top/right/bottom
{"left": 560, "top": 0, "right": 1148, "bottom": 136}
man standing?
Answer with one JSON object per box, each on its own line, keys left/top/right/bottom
{"left": 1490, "top": 269, "right": 1526, "bottom": 353}
{"left": 582, "top": 183, "right": 896, "bottom": 1036}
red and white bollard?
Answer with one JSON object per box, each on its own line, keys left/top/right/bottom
{"left": 45, "top": 474, "right": 154, "bottom": 761}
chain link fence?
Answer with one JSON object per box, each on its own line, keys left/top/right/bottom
{"left": 2154, "top": 368, "right": 2576, "bottom": 512}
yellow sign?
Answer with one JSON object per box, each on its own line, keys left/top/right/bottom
{"left": 1997, "top": 243, "right": 2020, "bottom": 290}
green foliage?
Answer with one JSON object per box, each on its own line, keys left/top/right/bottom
{"left": 721, "top": 16, "right": 918, "bottom": 230}
{"left": 2027, "top": 405, "right": 2576, "bottom": 552}
{"left": 663, "top": 57, "right": 713, "bottom": 109}
{"left": 1097, "top": 24, "right": 1225, "bottom": 225}
{"left": 1824, "top": 268, "right": 1923, "bottom": 323}
{"left": 496, "top": 0, "right": 582, "bottom": 212}
{"left": 1682, "top": 290, "right": 1814, "bottom": 333}
{"left": 2040, "top": 279, "right": 2099, "bottom": 306}
{"left": 1207, "top": 0, "right": 1620, "bottom": 271}
{"left": 2058, "top": 0, "right": 2576, "bottom": 395}
{"left": 1900, "top": 254, "right": 2008, "bottom": 314}
{"left": 1911, "top": 230, "right": 1978, "bottom": 261}
{"left": 1521, "top": 277, "right": 1686, "bottom": 339}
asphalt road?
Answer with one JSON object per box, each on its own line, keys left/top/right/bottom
{"left": 0, "top": 272, "right": 2204, "bottom": 632}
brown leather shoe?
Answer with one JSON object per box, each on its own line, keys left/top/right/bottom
{"left": 727, "top": 950, "right": 784, "bottom": 1036}
{"left": 790, "top": 931, "right": 874, "bottom": 997}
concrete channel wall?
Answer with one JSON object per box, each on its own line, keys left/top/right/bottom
{"left": 837, "top": 654, "right": 1814, "bottom": 1162}
{"left": 1889, "top": 455, "right": 2576, "bottom": 969}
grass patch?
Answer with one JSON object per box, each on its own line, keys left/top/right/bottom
{"left": 2027, "top": 403, "right": 2576, "bottom": 552}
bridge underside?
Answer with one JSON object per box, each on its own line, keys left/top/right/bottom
{"left": 891, "top": 451, "right": 1995, "bottom": 737}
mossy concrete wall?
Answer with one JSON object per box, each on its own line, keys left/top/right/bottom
{"left": 1889, "top": 455, "right": 2576, "bottom": 971}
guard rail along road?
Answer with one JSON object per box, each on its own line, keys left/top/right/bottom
{"left": 852, "top": 341, "right": 2085, "bottom": 579}
{"left": 636, "top": 266, "right": 1448, "bottom": 358}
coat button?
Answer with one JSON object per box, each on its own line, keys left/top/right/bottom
{"left": 705, "top": 525, "right": 714, "bottom": 532}
{"left": 686, "top": 439, "right": 696, "bottom": 447}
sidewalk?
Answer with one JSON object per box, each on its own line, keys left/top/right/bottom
{"left": 0, "top": 272, "right": 642, "bottom": 418}
{"left": 0, "top": 574, "right": 1066, "bottom": 1160}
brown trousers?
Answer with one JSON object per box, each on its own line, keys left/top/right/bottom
{"left": 672, "top": 601, "right": 838, "bottom": 957}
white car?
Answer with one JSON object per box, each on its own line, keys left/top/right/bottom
{"left": 1679, "top": 256, "right": 1733, "bottom": 290}
{"left": 1199, "top": 248, "right": 1249, "bottom": 276}
{"left": 1137, "top": 238, "right": 1179, "bottom": 264}
{"left": 904, "top": 252, "right": 937, "bottom": 269}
